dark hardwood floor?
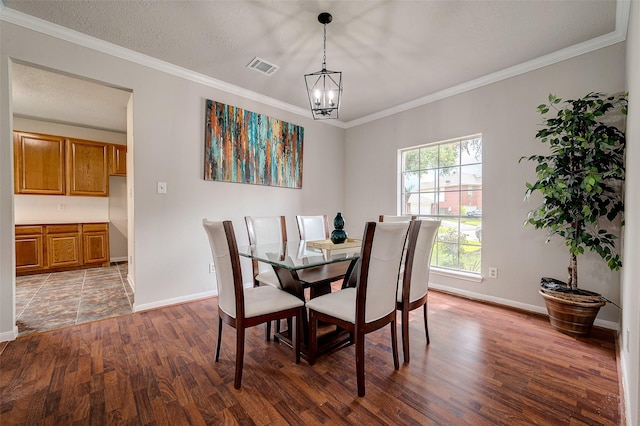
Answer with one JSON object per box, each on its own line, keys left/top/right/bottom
{"left": 0, "top": 290, "right": 620, "bottom": 425}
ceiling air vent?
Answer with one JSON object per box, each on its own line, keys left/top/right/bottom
{"left": 246, "top": 57, "right": 279, "bottom": 76}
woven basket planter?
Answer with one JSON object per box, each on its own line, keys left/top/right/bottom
{"left": 539, "top": 289, "right": 606, "bottom": 337}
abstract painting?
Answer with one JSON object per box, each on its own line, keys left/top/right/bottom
{"left": 204, "top": 100, "right": 304, "bottom": 188}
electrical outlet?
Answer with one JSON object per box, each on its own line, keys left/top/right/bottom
{"left": 209, "top": 263, "right": 215, "bottom": 274}
{"left": 488, "top": 267, "right": 498, "bottom": 279}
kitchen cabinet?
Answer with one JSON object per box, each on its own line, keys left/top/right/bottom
{"left": 82, "top": 223, "right": 110, "bottom": 265}
{"left": 13, "top": 132, "right": 66, "bottom": 195}
{"left": 15, "top": 223, "right": 110, "bottom": 275}
{"left": 66, "top": 138, "right": 109, "bottom": 196}
{"left": 13, "top": 131, "right": 111, "bottom": 196}
{"left": 45, "top": 224, "right": 82, "bottom": 269}
{"left": 15, "top": 225, "right": 45, "bottom": 274}
{"left": 109, "top": 144, "right": 127, "bottom": 176}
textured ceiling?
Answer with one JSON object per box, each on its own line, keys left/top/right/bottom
{"left": 4, "top": 0, "right": 622, "bottom": 131}
{"left": 12, "top": 63, "right": 131, "bottom": 132}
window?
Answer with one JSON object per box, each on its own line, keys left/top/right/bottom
{"left": 400, "top": 135, "right": 482, "bottom": 274}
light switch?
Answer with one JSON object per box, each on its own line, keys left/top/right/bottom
{"left": 157, "top": 181, "right": 167, "bottom": 194}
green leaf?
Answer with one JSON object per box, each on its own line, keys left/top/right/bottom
{"left": 520, "top": 91, "right": 626, "bottom": 280}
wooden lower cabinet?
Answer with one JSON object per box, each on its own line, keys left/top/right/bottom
{"left": 82, "top": 223, "right": 110, "bottom": 265}
{"left": 15, "top": 223, "right": 110, "bottom": 275}
{"left": 15, "top": 226, "right": 45, "bottom": 274}
{"left": 46, "top": 224, "right": 82, "bottom": 268}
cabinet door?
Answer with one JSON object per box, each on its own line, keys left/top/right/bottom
{"left": 109, "top": 144, "right": 127, "bottom": 176}
{"left": 46, "top": 225, "right": 82, "bottom": 268}
{"left": 14, "top": 132, "right": 66, "bottom": 195}
{"left": 16, "top": 226, "right": 45, "bottom": 273}
{"left": 66, "top": 139, "right": 109, "bottom": 196}
{"left": 83, "top": 224, "right": 110, "bottom": 266}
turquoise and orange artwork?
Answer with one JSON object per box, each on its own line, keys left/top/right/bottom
{"left": 204, "top": 100, "right": 304, "bottom": 189}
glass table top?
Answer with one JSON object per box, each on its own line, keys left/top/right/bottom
{"left": 238, "top": 240, "right": 361, "bottom": 271}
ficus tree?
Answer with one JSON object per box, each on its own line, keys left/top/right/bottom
{"left": 520, "top": 92, "right": 627, "bottom": 289}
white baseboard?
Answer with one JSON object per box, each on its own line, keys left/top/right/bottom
{"left": 0, "top": 325, "right": 19, "bottom": 342}
{"left": 110, "top": 256, "right": 128, "bottom": 263}
{"left": 429, "top": 283, "right": 619, "bottom": 330}
{"left": 134, "top": 290, "right": 217, "bottom": 313}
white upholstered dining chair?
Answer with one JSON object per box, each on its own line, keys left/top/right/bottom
{"left": 244, "top": 216, "right": 287, "bottom": 288}
{"left": 306, "top": 221, "right": 410, "bottom": 397}
{"left": 397, "top": 219, "right": 440, "bottom": 362}
{"left": 244, "top": 215, "right": 288, "bottom": 339}
{"left": 296, "top": 215, "right": 330, "bottom": 241}
{"left": 203, "top": 219, "right": 304, "bottom": 389}
{"left": 379, "top": 214, "right": 417, "bottom": 222}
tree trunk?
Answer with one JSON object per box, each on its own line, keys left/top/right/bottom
{"left": 567, "top": 219, "right": 581, "bottom": 289}
{"left": 567, "top": 253, "right": 578, "bottom": 289}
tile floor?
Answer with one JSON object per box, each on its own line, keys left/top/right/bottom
{"left": 15, "top": 262, "right": 133, "bottom": 337}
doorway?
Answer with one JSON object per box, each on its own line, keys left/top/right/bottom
{"left": 12, "top": 62, "right": 134, "bottom": 335}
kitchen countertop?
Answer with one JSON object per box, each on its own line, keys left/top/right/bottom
{"left": 15, "top": 220, "right": 110, "bottom": 226}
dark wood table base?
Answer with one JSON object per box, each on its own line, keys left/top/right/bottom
{"left": 270, "top": 259, "right": 357, "bottom": 361}
{"left": 274, "top": 322, "right": 353, "bottom": 362}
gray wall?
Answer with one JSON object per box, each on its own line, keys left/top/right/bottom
{"left": 345, "top": 43, "right": 626, "bottom": 325}
{"left": 622, "top": 1, "right": 639, "bottom": 423}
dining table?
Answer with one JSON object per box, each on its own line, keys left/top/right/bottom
{"left": 238, "top": 238, "right": 362, "bottom": 360}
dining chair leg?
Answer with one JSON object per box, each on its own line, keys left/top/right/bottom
{"left": 215, "top": 316, "right": 223, "bottom": 362}
{"left": 355, "top": 332, "right": 366, "bottom": 397}
{"left": 308, "top": 311, "right": 318, "bottom": 366}
{"left": 285, "top": 318, "right": 292, "bottom": 339}
{"left": 266, "top": 321, "right": 272, "bottom": 341}
{"left": 234, "top": 327, "right": 245, "bottom": 389}
{"left": 423, "top": 303, "right": 430, "bottom": 344}
{"left": 293, "top": 310, "right": 301, "bottom": 364}
{"left": 402, "top": 307, "right": 410, "bottom": 363}
{"left": 390, "top": 320, "right": 400, "bottom": 370}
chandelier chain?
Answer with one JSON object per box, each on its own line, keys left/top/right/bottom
{"left": 322, "top": 24, "right": 327, "bottom": 70}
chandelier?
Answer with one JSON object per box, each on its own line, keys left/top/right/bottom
{"left": 304, "top": 12, "right": 342, "bottom": 120}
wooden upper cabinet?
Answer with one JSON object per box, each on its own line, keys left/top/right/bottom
{"left": 14, "top": 131, "right": 112, "bottom": 196}
{"left": 14, "top": 132, "right": 66, "bottom": 195}
{"left": 109, "top": 144, "right": 127, "bottom": 176}
{"left": 66, "top": 138, "right": 109, "bottom": 196}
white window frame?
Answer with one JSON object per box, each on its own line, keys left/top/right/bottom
{"left": 399, "top": 134, "right": 482, "bottom": 275}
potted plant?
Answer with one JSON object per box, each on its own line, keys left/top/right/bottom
{"left": 521, "top": 92, "right": 627, "bottom": 337}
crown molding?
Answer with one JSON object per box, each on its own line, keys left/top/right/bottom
{"left": 1, "top": 1, "right": 628, "bottom": 131}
